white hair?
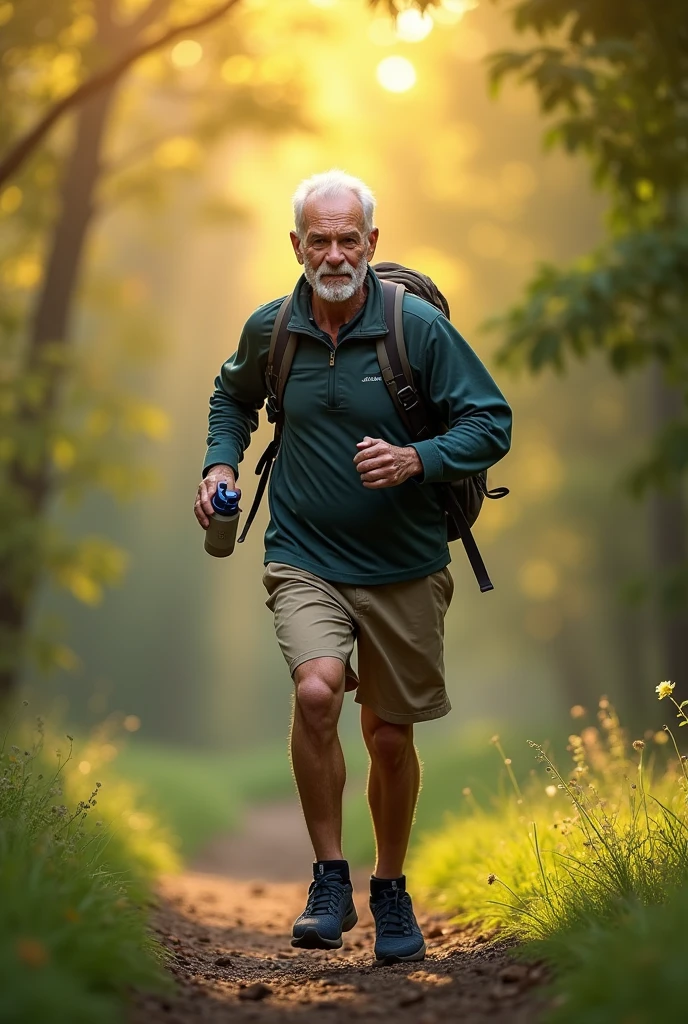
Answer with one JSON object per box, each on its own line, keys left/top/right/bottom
{"left": 292, "top": 169, "right": 376, "bottom": 238}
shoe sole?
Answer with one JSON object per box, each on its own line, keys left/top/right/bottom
{"left": 291, "top": 909, "right": 358, "bottom": 950}
{"left": 374, "top": 942, "right": 427, "bottom": 966}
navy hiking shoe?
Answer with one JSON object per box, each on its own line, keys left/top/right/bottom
{"left": 370, "top": 876, "right": 426, "bottom": 965}
{"left": 291, "top": 860, "right": 358, "bottom": 950}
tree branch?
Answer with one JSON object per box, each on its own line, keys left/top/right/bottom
{"left": 127, "top": 0, "right": 173, "bottom": 37}
{"left": 0, "top": 0, "right": 241, "bottom": 189}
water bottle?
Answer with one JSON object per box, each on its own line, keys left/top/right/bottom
{"left": 204, "top": 482, "right": 241, "bottom": 558}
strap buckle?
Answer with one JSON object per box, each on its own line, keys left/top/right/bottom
{"left": 396, "top": 385, "right": 419, "bottom": 412}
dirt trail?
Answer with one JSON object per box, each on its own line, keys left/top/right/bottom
{"left": 131, "top": 802, "right": 549, "bottom": 1024}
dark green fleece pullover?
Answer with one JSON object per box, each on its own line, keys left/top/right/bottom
{"left": 203, "top": 269, "right": 512, "bottom": 585}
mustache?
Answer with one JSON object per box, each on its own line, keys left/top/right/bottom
{"left": 316, "top": 262, "right": 354, "bottom": 279}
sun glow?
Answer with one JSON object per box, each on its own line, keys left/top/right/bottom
{"left": 376, "top": 55, "right": 417, "bottom": 93}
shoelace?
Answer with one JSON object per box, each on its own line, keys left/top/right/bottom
{"left": 372, "top": 889, "right": 416, "bottom": 937}
{"left": 304, "top": 872, "right": 348, "bottom": 916}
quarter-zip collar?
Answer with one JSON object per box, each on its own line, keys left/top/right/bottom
{"left": 287, "top": 268, "right": 388, "bottom": 343}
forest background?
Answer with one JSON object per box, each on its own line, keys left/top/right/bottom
{"left": 2, "top": 0, "right": 686, "bottom": 800}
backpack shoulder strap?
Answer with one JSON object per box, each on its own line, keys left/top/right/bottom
{"left": 376, "top": 280, "right": 496, "bottom": 593}
{"left": 376, "top": 281, "right": 432, "bottom": 442}
{"left": 266, "top": 293, "right": 298, "bottom": 415}
{"left": 238, "top": 294, "right": 297, "bottom": 544}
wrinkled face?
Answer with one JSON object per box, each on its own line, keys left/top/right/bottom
{"left": 290, "top": 192, "right": 378, "bottom": 303}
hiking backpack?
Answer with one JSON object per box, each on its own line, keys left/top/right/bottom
{"left": 238, "top": 262, "right": 508, "bottom": 591}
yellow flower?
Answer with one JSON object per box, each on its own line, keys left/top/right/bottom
{"left": 656, "top": 681, "right": 675, "bottom": 700}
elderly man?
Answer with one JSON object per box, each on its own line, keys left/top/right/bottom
{"left": 195, "top": 170, "right": 511, "bottom": 964}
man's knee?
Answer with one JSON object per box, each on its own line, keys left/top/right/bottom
{"left": 293, "top": 660, "right": 343, "bottom": 730}
{"left": 367, "top": 720, "right": 414, "bottom": 769}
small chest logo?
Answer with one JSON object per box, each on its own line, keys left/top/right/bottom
{"left": 361, "top": 375, "right": 382, "bottom": 383}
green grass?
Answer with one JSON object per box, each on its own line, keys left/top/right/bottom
{"left": 540, "top": 886, "right": 688, "bottom": 1024}
{"left": 0, "top": 707, "right": 177, "bottom": 1023}
{"left": 409, "top": 686, "right": 688, "bottom": 1023}
{"left": 113, "top": 740, "right": 298, "bottom": 858}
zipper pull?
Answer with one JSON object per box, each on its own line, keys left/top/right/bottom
{"left": 329, "top": 350, "right": 335, "bottom": 366}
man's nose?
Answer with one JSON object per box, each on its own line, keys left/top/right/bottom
{"left": 325, "top": 243, "right": 345, "bottom": 264}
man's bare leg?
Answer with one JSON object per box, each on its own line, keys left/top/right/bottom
{"left": 360, "top": 705, "right": 420, "bottom": 879}
{"left": 291, "top": 656, "right": 346, "bottom": 861}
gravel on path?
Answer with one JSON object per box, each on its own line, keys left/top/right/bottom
{"left": 131, "top": 870, "right": 550, "bottom": 1024}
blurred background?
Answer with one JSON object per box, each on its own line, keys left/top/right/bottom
{"left": 2, "top": 0, "right": 686, "bottom": 863}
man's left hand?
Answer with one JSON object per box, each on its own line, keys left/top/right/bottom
{"left": 353, "top": 436, "right": 423, "bottom": 489}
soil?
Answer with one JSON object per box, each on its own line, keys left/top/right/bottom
{"left": 130, "top": 801, "right": 550, "bottom": 1023}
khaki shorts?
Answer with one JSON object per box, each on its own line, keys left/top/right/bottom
{"left": 262, "top": 561, "right": 454, "bottom": 725}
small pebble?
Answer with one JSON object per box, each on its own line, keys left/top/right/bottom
{"left": 238, "top": 982, "right": 272, "bottom": 1001}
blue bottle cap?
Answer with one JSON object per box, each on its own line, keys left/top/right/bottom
{"left": 211, "top": 482, "right": 240, "bottom": 515}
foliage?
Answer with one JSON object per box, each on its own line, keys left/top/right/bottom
{"left": 411, "top": 683, "right": 688, "bottom": 1017}
{"left": 0, "top": 703, "right": 178, "bottom": 1022}
{"left": 541, "top": 886, "right": 688, "bottom": 1024}
{"left": 487, "top": 0, "right": 688, "bottom": 492}
{"left": 411, "top": 688, "right": 688, "bottom": 934}
{"left": 0, "top": 0, "right": 310, "bottom": 688}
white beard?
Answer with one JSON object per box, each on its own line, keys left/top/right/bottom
{"left": 304, "top": 255, "right": 368, "bottom": 302}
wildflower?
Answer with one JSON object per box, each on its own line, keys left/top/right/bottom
{"left": 504, "top": 758, "right": 512, "bottom": 765}
{"left": 681, "top": 756, "right": 688, "bottom": 764}
{"left": 632, "top": 740, "right": 645, "bottom": 751}
{"left": 490, "top": 735, "right": 499, "bottom": 745}
{"left": 487, "top": 874, "right": 496, "bottom": 885}
{"left": 16, "top": 938, "right": 49, "bottom": 967}
{"left": 656, "top": 681, "right": 675, "bottom": 700}
{"left": 570, "top": 705, "right": 586, "bottom": 719}
{"left": 545, "top": 785, "right": 557, "bottom": 797}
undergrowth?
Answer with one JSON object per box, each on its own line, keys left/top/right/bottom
{"left": 0, "top": 703, "right": 178, "bottom": 1024}
{"left": 410, "top": 681, "right": 688, "bottom": 1023}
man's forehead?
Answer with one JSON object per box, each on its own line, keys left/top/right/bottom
{"left": 302, "top": 193, "right": 365, "bottom": 235}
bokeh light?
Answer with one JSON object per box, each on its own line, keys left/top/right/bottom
{"left": 221, "top": 54, "right": 253, "bottom": 83}
{"left": 395, "top": 9, "right": 433, "bottom": 43}
{"left": 0, "top": 185, "right": 22, "bottom": 214}
{"left": 432, "top": 0, "right": 478, "bottom": 25}
{"left": 376, "top": 55, "right": 417, "bottom": 93}
{"left": 170, "top": 39, "right": 203, "bottom": 68}
{"left": 519, "top": 560, "right": 560, "bottom": 601}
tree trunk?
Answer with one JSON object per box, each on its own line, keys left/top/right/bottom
{"left": 0, "top": 86, "right": 117, "bottom": 701}
{"left": 648, "top": 364, "right": 688, "bottom": 687}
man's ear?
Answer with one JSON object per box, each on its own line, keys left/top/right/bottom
{"left": 367, "top": 227, "right": 380, "bottom": 262}
{"left": 290, "top": 230, "right": 304, "bottom": 265}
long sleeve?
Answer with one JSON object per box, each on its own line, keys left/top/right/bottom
{"left": 408, "top": 314, "right": 512, "bottom": 483}
{"left": 202, "top": 304, "right": 276, "bottom": 479}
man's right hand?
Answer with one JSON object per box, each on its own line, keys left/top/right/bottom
{"left": 194, "top": 464, "right": 239, "bottom": 529}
